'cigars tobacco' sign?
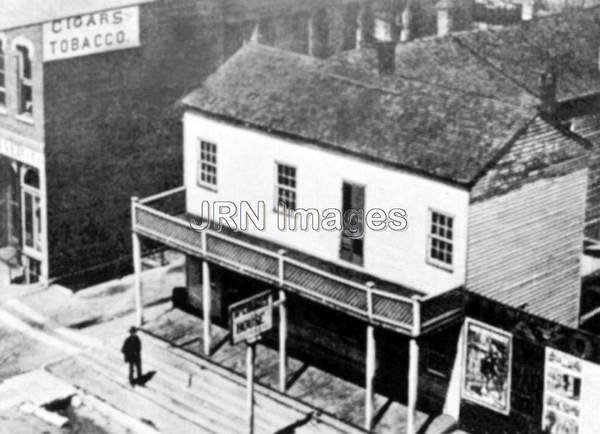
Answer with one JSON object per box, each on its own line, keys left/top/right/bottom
{"left": 43, "top": 7, "right": 140, "bottom": 62}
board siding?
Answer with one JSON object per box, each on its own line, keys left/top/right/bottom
{"left": 571, "top": 113, "right": 600, "bottom": 237}
{"left": 466, "top": 169, "right": 587, "bottom": 327}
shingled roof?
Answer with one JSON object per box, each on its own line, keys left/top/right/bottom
{"left": 341, "top": 6, "right": 600, "bottom": 104}
{"left": 183, "top": 7, "right": 598, "bottom": 186}
{"left": 183, "top": 43, "right": 536, "bottom": 185}
{"left": 453, "top": 7, "right": 600, "bottom": 102}
{"left": 0, "top": 0, "right": 155, "bottom": 30}
{"left": 340, "top": 36, "right": 537, "bottom": 107}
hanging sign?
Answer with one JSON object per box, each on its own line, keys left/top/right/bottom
{"left": 229, "top": 291, "right": 273, "bottom": 345}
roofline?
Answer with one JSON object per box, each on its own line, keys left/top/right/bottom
{"left": 0, "top": 0, "right": 156, "bottom": 32}
{"left": 452, "top": 3, "right": 600, "bottom": 39}
{"left": 541, "top": 112, "right": 596, "bottom": 152}
{"left": 467, "top": 112, "right": 593, "bottom": 194}
{"left": 466, "top": 114, "right": 537, "bottom": 189}
{"left": 234, "top": 43, "right": 524, "bottom": 110}
{"left": 182, "top": 104, "right": 474, "bottom": 190}
{"left": 451, "top": 7, "right": 600, "bottom": 103}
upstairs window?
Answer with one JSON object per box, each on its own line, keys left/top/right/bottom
{"left": 428, "top": 209, "right": 454, "bottom": 270}
{"left": 16, "top": 44, "right": 33, "bottom": 116}
{"left": 197, "top": 140, "right": 217, "bottom": 188}
{"left": 275, "top": 163, "right": 296, "bottom": 211}
{"left": 0, "top": 38, "right": 5, "bottom": 107}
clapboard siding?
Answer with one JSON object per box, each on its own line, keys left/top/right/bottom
{"left": 466, "top": 169, "right": 587, "bottom": 327}
{"left": 571, "top": 114, "right": 600, "bottom": 234}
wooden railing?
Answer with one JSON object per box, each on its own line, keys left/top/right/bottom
{"left": 132, "top": 188, "right": 462, "bottom": 335}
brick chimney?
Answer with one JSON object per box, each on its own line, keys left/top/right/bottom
{"left": 372, "top": 2, "right": 401, "bottom": 75}
{"left": 357, "top": 3, "right": 374, "bottom": 49}
{"left": 308, "top": 9, "right": 329, "bottom": 58}
{"left": 521, "top": 0, "right": 534, "bottom": 21}
{"left": 540, "top": 65, "right": 558, "bottom": 116}
{"left": 376, "top": 41, "right": 396, "bottom": 75}
{"left": 400, "top": 0, "right": 412, "bottom": 42}
{"left": 436, "top": 0, "right": 453, "bottom": 37}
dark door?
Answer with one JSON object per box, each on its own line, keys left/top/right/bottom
{"left": 0, "top": 158, "right": 20, "bottom": 248}
{"left": 340, "top": 182, "right": 364, "bottom": 265}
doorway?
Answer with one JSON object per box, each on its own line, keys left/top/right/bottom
{"left": 340, "top": 181, "right": 365, "bottom": 265}
{"left": 0, "top": 158, "right": 20, "bottom": 248}
{"left": 21, "top": 167, "right": 42, "bottom": 283}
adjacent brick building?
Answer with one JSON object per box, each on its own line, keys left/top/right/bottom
{"left": 0, "top": 0, "right": 365, "bottom": 287}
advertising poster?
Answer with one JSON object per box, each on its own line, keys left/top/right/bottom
{"left": 462, "top": 319, "right": 512, "bottom": 415}
{"left": 543, "top": 348, "right": 582, "bottom": 434}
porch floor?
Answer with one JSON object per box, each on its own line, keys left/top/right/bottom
{"left": 14, "top": 251, "right": 466, "bottom": 434}
{"left": 143, "top": 305, "right": 463, "bottom": 434}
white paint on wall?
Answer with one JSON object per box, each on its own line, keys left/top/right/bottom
{"left": 0, "top": 128, "right": 44, "bottom": 168}
{"left": 183, "top": 111, "right": 470, "bottom": 295}
{"left": 42, "top": 6, "right": 140, "bottom": 62}
{"left": 580, "top": 358, "right": 600, "bottom": 434}
{"left": 543, "top": 347, "right": 600, "bottom": 434}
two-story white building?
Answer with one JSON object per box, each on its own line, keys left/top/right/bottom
{"left": 130, "top": 42, "right": 589, "bottom": 431}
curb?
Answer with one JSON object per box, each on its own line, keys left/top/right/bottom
{"left": 0, "top": 307, "right": 80, "bottom": 355}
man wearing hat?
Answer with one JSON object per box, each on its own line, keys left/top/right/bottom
{"left": 121, "top": 326, "right": 142, "bottom": 386}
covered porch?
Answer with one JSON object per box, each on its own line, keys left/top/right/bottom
{"left": 130, "top": 187, "right": 465, "bottom": 433}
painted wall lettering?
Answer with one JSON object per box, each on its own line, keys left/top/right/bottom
{"left": 43, "top": 6, "right": 140, "bottom": 62}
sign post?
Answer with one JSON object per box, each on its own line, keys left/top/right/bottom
{"left": 229, "top": 291, "right": 274, "bottom": 434}
{"left": 246, "top": 339, "right": 256, "bottom": 434}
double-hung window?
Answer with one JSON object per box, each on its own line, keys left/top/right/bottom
{"left": 197, "top": 140, "right": 217, "bottom": 188}
{"left": 428, "top": 209, "right": 453, "bottom": 270}
{"left": 16, "top": 44, "right": 33, "bottom": 116}
{"left": 275, "top": 163, "right": 296, "bottom": 212}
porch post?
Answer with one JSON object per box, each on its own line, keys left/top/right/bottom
{"left": 132, "top": 233, "right": 143, "bottom": 327}
{"left": 278, "top": 249, "right": 287, "bottom": 392}
{"left": 246, "top": 341, "right": 256, "bottom": 434}
{"left": 131, "top": 197, "right": 143, "bottom": 327}
{"left": 365, "top": 281, "right": 376, "bottom": 431}
{"left": 202, "top": 260, "right": 212, "bottom": 356}
{"left": 407, "top": 296, "right": 421, "bottom": 434}
{"left": 278, "top": 289, "right": 287, "bottom": 392}
{"left": 365, "top": 324, "right": 376, "bottom": 431}
{"left": 39, "top": 161, "right": 49, "bottom": 287}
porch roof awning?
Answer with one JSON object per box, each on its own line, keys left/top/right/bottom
{"left": 132, "top": 187, "right": 464, "bottom": 335}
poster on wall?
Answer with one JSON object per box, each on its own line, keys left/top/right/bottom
{"left": 462, "top": 318, "right": 512, "bottom": 415}
{"left": 542, "top": 348, "right": 582, "bottom": 434}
